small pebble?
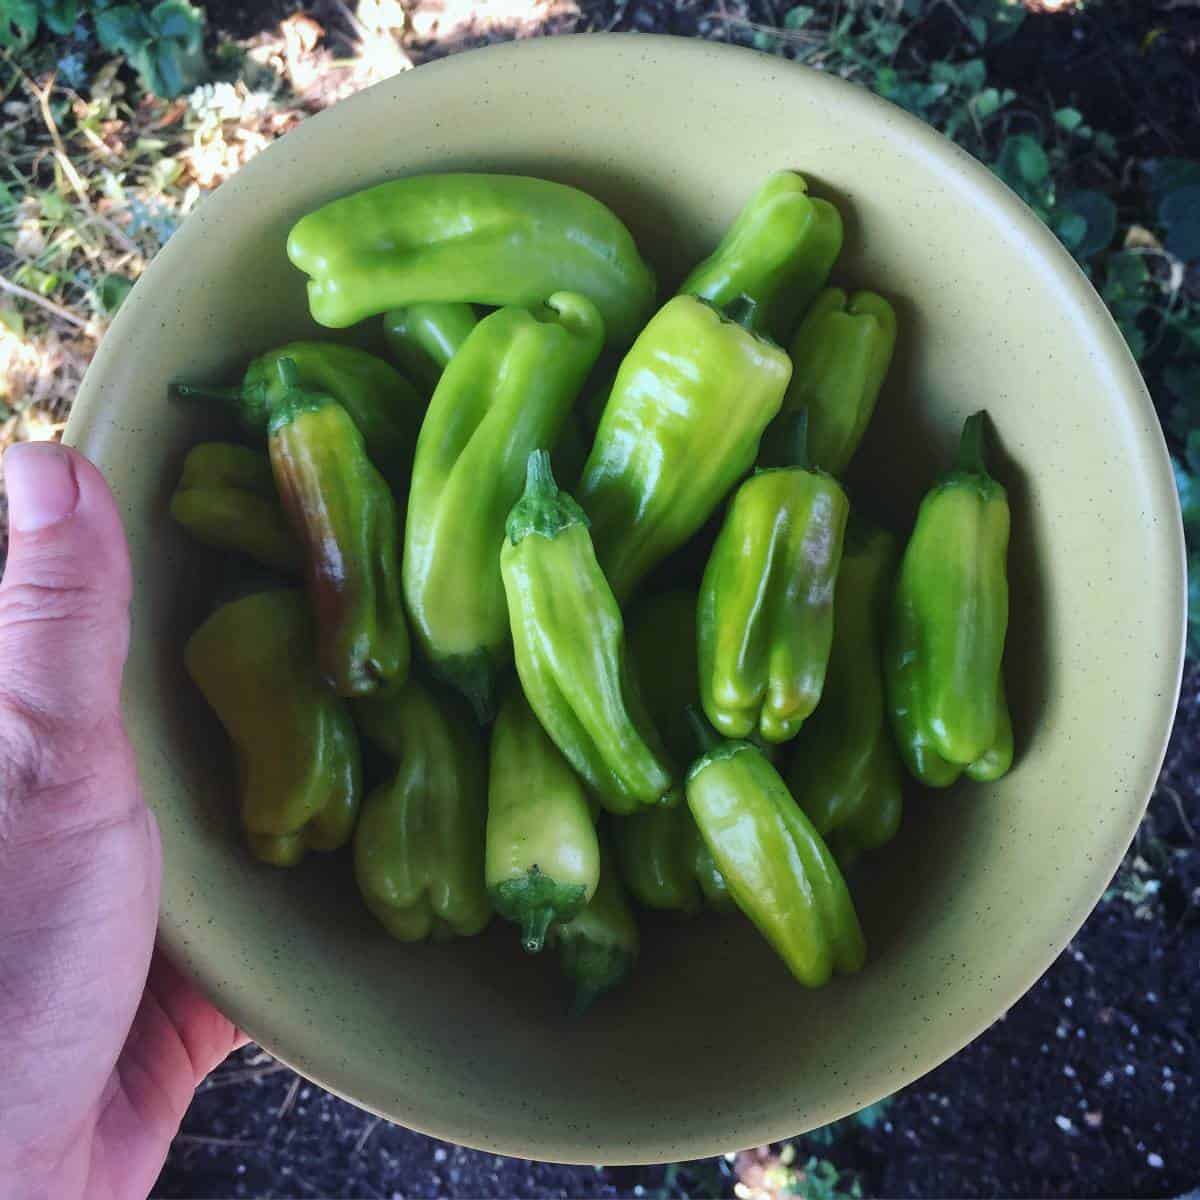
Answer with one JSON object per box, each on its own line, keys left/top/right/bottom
{"left": 1148, "top": 1153, "right": 1164, "bottom": 1169}
{"left": 1055, "top": 1116, "right": 1073, "bottom": 1133}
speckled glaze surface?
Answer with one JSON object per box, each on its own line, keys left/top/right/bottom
{"left": 65, "top": 35, "right": 1184, "bottom": 1166}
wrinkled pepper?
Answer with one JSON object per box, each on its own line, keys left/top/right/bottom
{"left": 679, "top": 171, "right": 844, "bottom": 341}
{"left": 287, "top": 173, "right": 656, "bottom": 347}
{"left": 185, "top": 589, "right": 361, "bottom": 867}
{"left": 554, "top": 835, "right": 639, "bottom": 1014}
{"left": 352, "top": 677, "right": 490, "bottom": 942}
{"left": 787, "top": 519, "right": 903, "bottom": 865}
{"left": 268, "top": 359, "right": 409, "bottom": 697}
{"left": 685, "top": 715, "right": 865, "bottom": 988}
{"left": 615, "top": 805, "right": 732, "bottom": 915}
{"left": 761, "top": 288, "right": 897, "bottom": 476}
{"left": 403, "top": 293, "right": 604, "bottom": 720}
{"left": 577, "top": 294, "right": 792, "bottom": 603}
{"left": 886, "top": 412, "right": 1012, "bottom": 785}
{"left": 177, "top": 341, "right": 424, "bottom": 491}
{"left": 169, "top": 442, "right": 302, "bottom": 573}
{"left": 698, "top": 413, "right": 849, "bottom": 744}
{"left": 501, "top": 451, "right": 676, "bottom": 813}
{"left": 486, "top": 689, "right": 600, "bottom": 953}
{"left": 383, "top": 302, "right": 478, "bottom": 395}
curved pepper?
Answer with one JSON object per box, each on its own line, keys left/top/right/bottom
{"left": 383, "top": 302, "right": 478, "bottom": 395}
{"left": 352, "top": 678, "right": 490, "bottom": 941}
{"left": 762, "top": 288, "right": 897, "bottom": 476}
{"left": 686, "top": 718, "right": 865, "bottom": 988}
{"left": 501, "top": 451, "right": 676, "bottom": 813}
{"left": 169, "top": 442, "right": 302, "bottom": 573}
{"left": 577, "top": 294, "right": 792, "bottom": 603}
{"left": 885, "top": 412, "right": 1012, "bottom": 782}
{"left": 698, "top": 415, "right": 849, "bottom": 743}
{"left": 177, "top": 341, "right": 424, "bottom": 491}
{"left": 679, "top": 171, "right": 843, "bottom": 341}
{"left": 554, "top": 835, "right": 639, "bottom": 1014}
{"left": 269, "top": 360, "right": 409, "bottom": 697}
{"left": 403, "top": 293, "right": 604, "bottom": 720}
{"left": 787, "top": 518, "right": 903, "bottom": 865}
{"left": 286, "top": 173, "right": 656, "bottom": 346}
{"left": 185, "top": 589, "right": 361, "bottom": 867}
{"left": 486, "top": 689, "right": 600, "bottom": 953}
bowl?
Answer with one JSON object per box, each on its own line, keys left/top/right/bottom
{"left": 65, "top": 34, "right": 1185, "bottom": 1164}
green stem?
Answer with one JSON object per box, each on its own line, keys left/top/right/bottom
{"left": 275, "top": 356, "right": 302, "bottom": 392}
{"left": 525, "top": 448, "right": 557, "bottom": 500}
{"left": 506, "top": 449, "right": 590, "bottom": 545}
{"left": 172, "top": 381, "right": 243, "bottom": 405}
{"left": 685, "top": 705, "right": 721, "bottom": 756}
{"left": 760, "top": 409, "right": 810, "bottom": 472}
{"left": 722, "top": 293, "right": 759, "bottom": 332}
{"left": 957, "top": 410, "right": 988, "bottom": 476}
{"left": 521, "top": 906, "right": 556, "bottom": 955}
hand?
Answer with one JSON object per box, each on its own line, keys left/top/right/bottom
{"left": 0, "top": 443, "right": 244, "bottom": 1200}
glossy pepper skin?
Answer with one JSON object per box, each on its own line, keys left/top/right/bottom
{"left": 403, "top": 293, "right": 604, "bottom": 720}
{"left": 185, "top": 589, "right": 361, "bottom": 867}
{"left": 383, "top": 302, "right": 478, "bottom": 395}
{"left": 169, "top": 442, "right": 302, "bottom": 573}
{"left": 762, "top": 288, "right": 897, "bottom": 476}
{"left": 698, "top": 417, "right": 850, "bottom": 744}
{"left": 787, "top": 519, "right": 903, "bottom": 865}
{"left": 486, "top": 689, "right": 600, "bottom": 953}
{"left": 501, "top": 451, "right": 676, "bottom": 814}
{"left": 287, "top": 173, "right": 656, "bottom": 347}
{"left": 268, "top": 360, "right": 409, "bottom": 697}
{"left": 178, "top": 342, "right": 424, "bottom": 491}
{"left": 554, "top": 836, "right": 639, "bottom": 1014}
{"left": 679, "top": 171, "right": 844, "bottom": 342}
{"left": 577, "top": 295, "right": 792, "bottom": 603}
{"left": 886, "top": 412, "right": 1012, "bottom": 782}
{"left": 615, "top": 805, "right": 732, "bottom": 915}
{"left": 352, "top": 678, "right": 490, "bottom": 942}
{"left": 686, "top": 724, "right": 865, "bottom": 988}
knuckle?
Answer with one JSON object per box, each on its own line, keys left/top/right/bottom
{"left": 0, "top": 577, "right": 105, "bottom": 634}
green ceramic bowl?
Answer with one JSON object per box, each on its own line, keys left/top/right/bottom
{"left": 65, "top": 35, "right": 1184, "bottom": 1164}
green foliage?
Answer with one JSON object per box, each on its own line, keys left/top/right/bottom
{"left": 0, "top": 0, "right": 77, "bottom": 48}
{"left": 95, "top": 1, "right": 207, "bottom": 99}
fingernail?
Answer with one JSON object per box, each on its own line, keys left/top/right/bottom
{"left": 5, "top": 442, "right": 79, "bottom": 533}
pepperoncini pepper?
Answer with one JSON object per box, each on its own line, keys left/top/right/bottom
{"left": 383, "top": 302, "right": 478, "bottom": 395}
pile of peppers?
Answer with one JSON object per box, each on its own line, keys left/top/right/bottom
{"left": 174, "top": 170, "right": 1013, "bottom": 1012}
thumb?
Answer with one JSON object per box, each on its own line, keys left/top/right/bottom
{"left": 0, "top": 442, "right": 131, "bottom": 728}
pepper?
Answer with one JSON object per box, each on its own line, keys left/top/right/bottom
{"left": 169, "top": 442, "right": 302, "bottom": 573}
{"left": 352, "top": 677, "right": 490, "bottom": 942}
{"left": 577, "top": 294, "right": 792, "bottom": 603}
{"left": 184, "top": 589, "right": 361, "bottom": 867}
{"left": 383, "top": 302, "right": 478, "bottom": 395}
{"left": 761, "top": 288, "right": 897, "bottom": 476}
{"left": 615, "top": 805, "right": 732, "bottom": 915}
{"left": 679, "top": 171, "right": 844, "bottom": 342}
{"left": 268, "top": 359, "right": 409, "bottom": 697}
{"left": 287, "top": 173, "right": 656, "bottom": 347}
{"left": 500, "top": 451, "right": 676, "bottom": 813}
{"left": 403, "top": 293, "right": 604, "bottom": 720}
{"left": 176, "top": 341, "right": 424, "bottom": 491}
{"left": 553, "top": 835, "right": 639, "bottom": 1014}
{"left": 885, "top": 411, "right": 1012, "bottom": 782}
{"left": 685, "top": 714, "right": 865, "bottom": 988}
{"left": 486, "top": 689, "right": 600, "bottom": 952}
{"left": 786, "top": 518, "right": 903, "bottom": 865}
{"left": 698, "top": 413, "right": 849, "bottom": 744}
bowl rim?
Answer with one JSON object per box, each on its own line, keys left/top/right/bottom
{"left": 65, "top": 31, "right": 1187, "bottom": 1165}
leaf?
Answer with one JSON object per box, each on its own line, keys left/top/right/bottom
{"left": 1147, "top": 158, "right": 1200, "bottom": 202}
{"left": 783, "top": 5, "right": 814, "bottom": 29}
{"left": 0, "top": 0, "right": 39, "bottom": 49}
{"left": 1055, "top": 107, "right": 1084, "bottom": 132}
{"left": 1160, "top": 184, "right": 1200, "bottom": 261}
{"left": 1166, "top": 363, "right": 1200, "bottom": 408}
{"left": 0, "top": 306, "right": 24, "bottom": 337}
{"left": 1056, "top": 190, "right": 1117, "bottom": 261}
{"left": 967, "top": 15, "right": 987, "bottom": 43}
{"left": 0, "top": 179, "right": 15, "bottom": 208}
{"left": 151, "top": 0, "right": 204, "bottom": 51}
{"left": 1055, "top": 212, "right": 1086, "bottom": 250}
{"left": 95, "top": 272, "right": 133, "bottom": 315}
{"left": 994, "top": 134, "right": 1051, "bottom": 206}
{"left": 41, "top": 0, "right": 78, "bottom": 35}
{"left": 95, "top": 4, "right": 148, "bottom": 53}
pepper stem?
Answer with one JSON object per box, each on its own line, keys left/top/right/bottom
{"left": 172, "top": 381, "right": 244, "bottom": 405}
{"left": 275, "top": 356, "right": 302, "bottom": 392}
{"left": 957, "top": 411, "right": 988, "bottom": 476}
{"left": 521, "top": 906, "right": 556, "bottom": 955}
{"left": 685, "top": 705, "right": 721, "bottom": 756}
{"left": 722, "top": 293, "right": 759, "bottom": 332}
{"left": 759, "top": 409, "right": 810, "bottom": 472}
{"left": 524, "top": 448, "right": 557, "bottom": 500}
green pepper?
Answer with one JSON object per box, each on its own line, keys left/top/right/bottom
{"left": 486, "top": 689, "right": 600, "bottom": 953}
{"left": 169, "top": 442, "right": 302, "bottom": 573}
{"left": 269, "top": 360, "right": 409, "bottom": 697}
{"left": 787, "top": 519, "right": 903, "bottom": 865}
{"left": 885, "top": 412, "right": 1012, "bottom": 782}
{"left": 383, "top": 302, "right": 478, "bottom": 395}
{"left": 698, "top": 414, "right": 849, "bottom": 744}
{"left": 577, "top": 294, "right": 792, "bottom": 603}
{"left": 761, "top": 288, "right": 897, "bottom": 476}
{"left": 287, "top": 173, "right": 656, "bottom": 347}
{"left": 554, "top": 834, "right": 639, "bottom": 1014}
{"left": 615, "top": 804, "right": 732, "bottom": 915}
{"left": 679, "top": 171, "right": 843, "bottom": 341}
{"left": 403, "top": 293, "right": 604, "bottom": 720}
{"left": 185, "top": 589, "right": 361, "bottom": 867}
{"left": 177, "top": 341, "right": 424, "bottom": 491}
{"left": 501, "top": 451, "right": 676, "bottom": 814}
{"left": 352, "top": 678, "right": 490, "bottom": 942}
{"left": 686, "top": 716, "right": 865, "bottom": 988}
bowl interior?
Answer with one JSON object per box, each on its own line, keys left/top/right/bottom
{"left": 66, "top": 35, "right": 1183, "bottom": 1164}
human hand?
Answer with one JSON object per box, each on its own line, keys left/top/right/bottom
{"left": 0, "top": 443, "right": 244, "bottom": 1200}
